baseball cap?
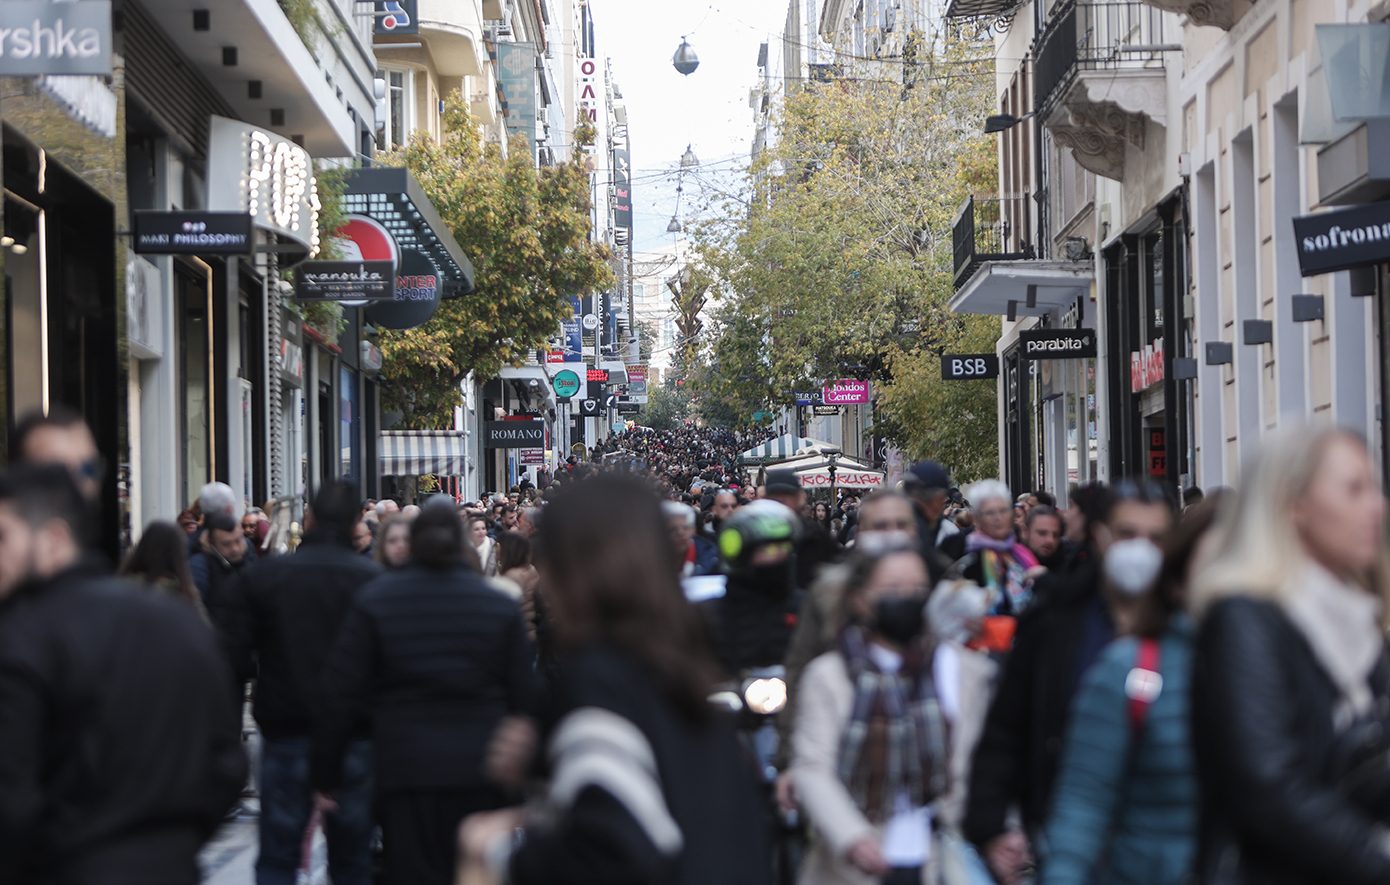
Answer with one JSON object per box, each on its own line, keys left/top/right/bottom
{"left": 764, "top": 469, "right": 801, "bottom": 494}
{"left": 905, "top": 460, "right": 951, "bottom": 492}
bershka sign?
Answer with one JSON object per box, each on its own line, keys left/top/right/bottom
{"left": 1019, "top": 328, "right": 1096, "bottom": 359}
{"left": 1130, "top": 339, "right": 1165, "bottom": 393}
{"left": 1292, "top": 202, "right": 1390, "bottom": 276}
{"left": 941, "top": 353, "right": 1000, "bottom": 381}
{"left": 0, "top": 2, "right": 111, "bottom": 76}
{"left": 133, "top": 211, "right": 252, "bottom": 255}
{"left": 484, "top": 421, "right": 545, "bottom": 448}
{"left": 823, "top": 380, "right": 871, "bottom": 405}
{"left": 295, "top": 261, "right": 395, "bottom": 302}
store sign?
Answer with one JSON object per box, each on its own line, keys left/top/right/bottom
{"left": 497, "top": 43, "right": 538, "bottom": 152}
{"left": 800, "top": 472, "right": 886, "bottom": 490}
{"left": 617, "top": 404, "right": 642, "bottom": 415}
{"left": 793, "top": 390, "right": 823, "bottom": 405}
{"left": 626, "top": 363, "right": 648, "bottom": 396}
{"left": 373, "top": 0, "right": 417, "bottom": 34}
{"left": 823, "top": 379, "right": 870, "bottom": 405}
{"left": 519, "top": 448, "right": 544, "bottom": 465}
{"left": 941, "top": 353, "right": 1000, "bottom": 381}
{"left": 813, "top": 405, "right": 841, "bottom": 416}
{"left": 1130, "top": 339, "right": 1165, "bottom": 393}
{"left": 1019, "top": 328, "right": 1097, "bottom": 359}
{"left": 133, "top": 211, "right": 252, "bottom": 255}
{"left": 0, "top": 2, "right": 111, "bottom": 76}
{"left": 361, "top": 341, "right": 384, "bottom": 372}
{"left": 1149, "top": 429, "right": 1166, "bottom": 477}
{"left": 1293, "top": 202, "right": 1390, "bottom": 276}
{"left": 366, "top": 250, "right": 440, "bottom": 329}
{"left": 484, "top": 420, "right": 545, "bottom": 448}
{"left": 587, "top": 368, "right": 609, "bottom": 383}
{"left": 207, "top": 116, "right": 319, "bottom": 261}
{"left": 295, "top": 261, "right": 395, "bottom": 301}
{"left": 579, "top": 398, "right": 601, "bottom": 417}
{"left": 552, "top": 369, "right": 581, "bottom": 398}
{"left": 614, "top": 149, "right": 633, "bottom": 230}
{"left": 546, "top": 350, "right": 565, "bottom": 364}
{"left": 562, "top": 295, "right": 583, "bottom": 362}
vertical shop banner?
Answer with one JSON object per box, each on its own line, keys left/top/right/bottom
{"left": 562, "top": 295, "right": 583, "bottom": 362}
{"left": 613, "top": 149, "right": 633, "bottom": 230}
{"left": 626, "top": 364, "right": 648, "bottom": 396}
{"left": 580, "top": 295, "right": 597, "bottom": 350}
{"left": 497, "top": 43, "right": 537, "bottom": 153}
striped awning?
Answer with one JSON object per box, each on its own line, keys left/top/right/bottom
{"left": 380, "top": 431, "right": 468, "bottom": 477}
{"left": 739, "top": 434, "right": 836, "bottom": 463}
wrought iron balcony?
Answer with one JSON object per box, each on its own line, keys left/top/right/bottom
{"left": 1032, "top": 1, "right": 1175, "bottom": 179}
{"left": 953, "top": 195, "right": 1036, "bottom": 289}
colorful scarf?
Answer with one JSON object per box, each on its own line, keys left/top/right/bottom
{"left": 836, "top": 626, "right": 950, "bottom": 823}
{"left": 966, "top": 532, "right": 1038, "bottom": 614}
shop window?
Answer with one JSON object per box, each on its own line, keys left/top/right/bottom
{"left": 1142, "top": 232, "right": 1165, "bottom": 343}
{"left": 177, "top": 266, "right": 211, "bottom": 507}
{"left": 378, "top": 68, "right": 415, "bottom": 151}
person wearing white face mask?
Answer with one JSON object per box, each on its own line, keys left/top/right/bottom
{"left": 964, "top": 480, "right": 1175, "bottom": 885}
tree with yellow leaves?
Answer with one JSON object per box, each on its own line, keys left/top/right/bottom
{"left": 376, "top": 95, "right": 614, "bottom": 429}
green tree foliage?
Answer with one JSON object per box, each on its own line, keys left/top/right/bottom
{"left": 693, "top": 33, "right": 999, "bottom": 470}
{"left": 375, "top": 96, "right": 614, "bottom": 429}
{"left": 642, "top": 383, "right": 691, "bottom": 432}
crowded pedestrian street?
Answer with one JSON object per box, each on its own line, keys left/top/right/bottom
{"left": 6, "top": 2, "right": 1390, "bottom": 885}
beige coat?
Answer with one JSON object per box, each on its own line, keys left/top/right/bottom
{"left": 791, "top": 644, "right": 997, "bottom": 885}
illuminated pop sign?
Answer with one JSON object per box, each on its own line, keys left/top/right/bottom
{"left": 207, "top": 116, "right": 320, "bottom": 264}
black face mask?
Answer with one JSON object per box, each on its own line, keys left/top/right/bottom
{"left": 746, "top": 561, "right": 795, "bottom": 598}
{"left": 874, "top": 596, "right": 927, "bottom": 644}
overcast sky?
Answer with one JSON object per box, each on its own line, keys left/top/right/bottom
{"left": 586, "top": 0, "right": 790, "bottom": 253}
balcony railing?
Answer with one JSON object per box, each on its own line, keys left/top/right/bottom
{"left": 1033, "top": 1, "right": 1173, "bottom": 113}
{"left": 953, "top": 195, "right": 1035, "bottom": 289}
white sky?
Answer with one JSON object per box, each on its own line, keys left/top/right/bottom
{"left": 586, "top": 0, "right": 790, "bottom": 252}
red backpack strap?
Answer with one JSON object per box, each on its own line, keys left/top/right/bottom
{"left": 1125, "top": 638, "right": 1163, "bottom": 738}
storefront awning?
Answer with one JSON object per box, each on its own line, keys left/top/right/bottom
{"left": 950, "top": 260, "right": 1094, "bottom": 318}
{"left": 740, "top": 434, "right": 836, "bottom": 463}
{"left": 341, "top": 167, "right": 477, "bottom": 300}
{"left": 381, "top": 431, "right": 468, "bottom": 477}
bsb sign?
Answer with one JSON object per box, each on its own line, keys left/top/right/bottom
{"left": 0, "top": 2, "right": 111, "bottom": 76}
{"left": 1292, "top": 202, "right": 1390, "bottom": 276}
{"left": 941, "top": 353, "right": 999, "bottom": 381}
{"left": 1019, "top": 328, "right": 1097, "bottom": 359}
{"left": 484, "top": 421, "right": 545, "bottom": 449}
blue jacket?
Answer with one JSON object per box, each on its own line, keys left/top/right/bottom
{"left": 1041, "top": 618, "right": 1197, "bottom": 885}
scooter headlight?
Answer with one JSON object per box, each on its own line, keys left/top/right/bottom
{"left": 743, "top": 677, "right": 787, "bottom": 715}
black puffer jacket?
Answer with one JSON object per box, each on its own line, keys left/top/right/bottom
{"left": 1192, "top": 596, "right": 1390, "bottom": 885}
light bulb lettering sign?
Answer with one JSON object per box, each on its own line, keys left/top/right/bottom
{"left": 207, "top": 116, "right": 320, "bottom": 265}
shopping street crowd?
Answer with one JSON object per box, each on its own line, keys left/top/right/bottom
{"left": 3, "top": 411, "right": 1390, "bottom": 885}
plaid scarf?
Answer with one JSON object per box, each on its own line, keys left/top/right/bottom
{"left": 836, "top": 625, "right": 950, "bottom": 823}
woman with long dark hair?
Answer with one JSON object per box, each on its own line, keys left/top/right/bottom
{"left": 314, "top": 501, "right": 535, "bottom": 885}
{"left": 120, "top": 521, "right": 208, "bottom": 623}
{"left": 458, "top": 475, "right": 769, "bottom": 885}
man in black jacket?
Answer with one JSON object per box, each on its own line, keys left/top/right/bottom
{"left": 0, "top": 465, "right": 245, "bottom": 885}
{"left": 963, "top": 480, "right": 1173, "bottom": 884}
{"left": 225, "top": 481, "right": 382, "bottom": 885}
{"left": 312, "top": 503, "right": 535, "bottom": 885}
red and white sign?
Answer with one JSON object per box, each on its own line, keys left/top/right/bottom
{"left": 545, "top": 350, "right": 565, "bottom": 364}
{"left": 1130, "top": 339, "right": 1165, "bottom": 393}
{"left": 822, "top": 379, "right": 871, "bottom": 405}
{"left": 798, "top": 469, "right": 885, "bottom": 489}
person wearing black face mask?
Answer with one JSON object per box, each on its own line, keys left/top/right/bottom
{"left": 790, "top": 541, "right": 950, "bottom": 885}
{"left": 699, "top": 501, "right": 805, "bottom": 676}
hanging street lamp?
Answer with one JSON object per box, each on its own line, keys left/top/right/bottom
{"left": 672, "top": 38, "right": 700, "bottom": 76}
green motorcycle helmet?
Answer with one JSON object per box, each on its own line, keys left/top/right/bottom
{"left": 718, "top": 500, "right": 800, "bottom": 578}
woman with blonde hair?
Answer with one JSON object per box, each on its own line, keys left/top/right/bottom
{"left": 1188, "top": 426, "right": 1390, "bottom": 885}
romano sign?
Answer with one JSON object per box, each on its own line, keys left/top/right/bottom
{"left": 1018, "top": 328, "right": 1096, "bottom": 359}
{"left": 484, "top": 421, "right": 545, "bottom": 449}
{"left": 1292, "top": 202, "right": 1390, "bottom": 276}
{"left": 0, "top": 2, "right": 111, "bottom": 76}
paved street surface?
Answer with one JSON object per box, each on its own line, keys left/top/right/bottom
{"left": 199, "top": 798, "right": 328, "bottom": 885}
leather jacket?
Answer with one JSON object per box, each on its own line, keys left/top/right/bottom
{"left": 1191, "top": 596, "right": 1390, "bottom": 885}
